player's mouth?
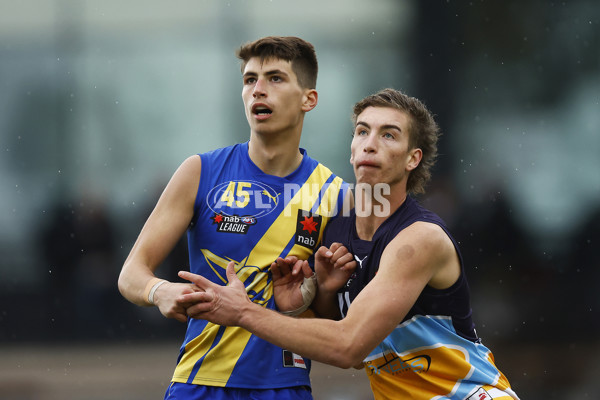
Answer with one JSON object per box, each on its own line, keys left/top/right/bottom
{"left": 357, "top": 160, "right": 379, "bottom": 168}
{"left": 252, "top": 103, "right": 273, "bottom": 120}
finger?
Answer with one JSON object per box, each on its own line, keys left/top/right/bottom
{"left": 181, "top": 285, "right": 204, "bottom": 296}
{"left": 283, "top": 255, "right": 298, "bottom": 265}
{"left": 340, "top": 260, "right": 357, "bottom": 272}
{"left": 331, "top": 245, "right": 350, "bottom": 264}
{"left": 180, "top": 290, "right": 214, "bottom": 303}
{"left": 315, "top": 246, "right": 333, "bottom": 261}
{"left": 333, "top": 252, "right": 354, "bottom": 268}
{"left": 291, "top": 259, "right": 306, "bottom": 276}
{"left": 178, "top": 271, "right": 213, "bottom": 290}
{"left": 275, "top": 257, "right": 292, "bottom": 276}
{"left": 176, "top": 287, "right": 197, "bottom": 306}
{"left": 173, "top": 312, "right": 189, "bottom": 323}
{"left": 166, "top": 305, "right": 189, "bottom": 323}
{"left": 329, "top": 242, "right": 343, "bottom": 253}
{"left": 300, "top": 260, "right": 314, "bottom": 277}
{"left": 186, "top": 300, "right": 218, "bottom": 317}
{"left": 271, "top": 261, "right": 282, "bottom": 281}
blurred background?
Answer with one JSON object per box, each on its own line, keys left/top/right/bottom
{"left": 0, "top": 0, "right": 599, "bottom": 399}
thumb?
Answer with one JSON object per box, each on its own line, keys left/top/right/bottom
{"left": 226, "top": 261, "right": 239, "bottom": 286}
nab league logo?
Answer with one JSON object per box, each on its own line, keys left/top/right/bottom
{"left": 206, "top": 180, "right": 279, "bottom": 219}
{"left": 294, "top": 210, "right": 322, "bottom": 249}
{"left": 210, "top": 213, "right": 257, "bottom": 234}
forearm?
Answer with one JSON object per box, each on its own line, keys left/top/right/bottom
{"left": 239, "top": 302, "right": 358, "bottom": 368}
{"left": 118, "top": 259, "right": 163, "bottom": 306}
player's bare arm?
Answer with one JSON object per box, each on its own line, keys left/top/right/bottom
{"left": 118, "top": 155, "right": 202, "bottom": 322}
{"left": 178, "top": 221, "right": 458, "bottom": 368}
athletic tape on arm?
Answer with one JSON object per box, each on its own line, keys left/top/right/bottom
{"left": 280, "top": 275, "right": 317, "bottom": 316}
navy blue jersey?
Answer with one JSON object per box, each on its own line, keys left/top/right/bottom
{"left": 321, "top": 196, "right": 518, "bottom": 399}
{"left": 323, "top": 195, "right": 477, "bottom": 342}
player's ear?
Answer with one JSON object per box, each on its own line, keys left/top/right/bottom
{"left": 406, "top": 148, "right": 422, "bottom": 171}
{"left": 301, "top": 89, "right": 318, "bottom": 112}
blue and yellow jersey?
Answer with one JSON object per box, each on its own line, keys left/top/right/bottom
{"left": 172, "top": 142, "right": 349, "bottom": 389}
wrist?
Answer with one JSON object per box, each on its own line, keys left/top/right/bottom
{"left": 147, "top": 279, "right": 168, "bottom": 306}
{"left": 280, "top": 275, "right": 317, "bottom": 316}
{"left": 315, "top": 279, "right": 338, "bottom": 299}
{"left": 237, "top": 299, "right": 257, "bottom": 329}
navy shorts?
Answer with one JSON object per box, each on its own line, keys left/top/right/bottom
{"left": 164, "top": 382, "right": 313, "bottom": 400}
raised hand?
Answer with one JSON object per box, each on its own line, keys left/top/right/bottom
{"left": 271, "top": 256, "right": 313, "bottom": 312}
{"left": 314, "top": 242, "right": 356, "bottom": 294}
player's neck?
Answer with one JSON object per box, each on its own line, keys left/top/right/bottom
{"left": 248, "top": 131, "right": 303, "bottom": 177}
{"left": 354, "top": 184, "right": 407, "bottom": 241}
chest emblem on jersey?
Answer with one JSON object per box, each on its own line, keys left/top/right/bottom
{"left": 294, "top": 210, "right": 322, "bottom": 249}
{"left": 206, "top": 180, "right": 279, "bottom": 219}
{"left": 200, "top": 249, "right": 272, "bottom": 305}
{"left": 366, "top": 352, "right": 431, "bottom": 376}
{"left": 210, "top": 213, "right": 256, "bottom": 234}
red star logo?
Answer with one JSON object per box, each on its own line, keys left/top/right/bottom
{"left": 300, "top": 216, "right": 318, "bottom": 234}
{"left": 212, "top": 213, "right": 223, "bottom": 224}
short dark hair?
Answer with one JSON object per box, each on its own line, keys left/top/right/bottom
{"left": 237, "top": 36, "right": 318, "bottom": 89}
{"left": 352, "top": 88, "right": 440, "bottom": 195}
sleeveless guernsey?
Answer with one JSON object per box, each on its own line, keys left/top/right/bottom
{"left": 172, "top": 142, "right": 349, "bottom": 389}
{"left": 323, "top": 196, "right": 518, "bottom": 400}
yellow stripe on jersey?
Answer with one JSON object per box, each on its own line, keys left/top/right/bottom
{"left": 182, "top": 164, "right": 341, "bottom": 385}
{"left": 187, "top": 327, "right": 254, "bottom": 386}
{"left": 172, "top": 323, "right": 221, "bottom": 382}
{"left": 244, "top": 163, "right": 334, "bottom": 268}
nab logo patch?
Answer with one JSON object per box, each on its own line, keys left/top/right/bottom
{"left": 295, "top": 210, "right": 322, "bottom": 249}
{"left": 211, "top": 213, "right": 256, "bottom": 234}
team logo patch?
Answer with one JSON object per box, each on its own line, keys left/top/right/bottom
{"left": 206, "top": 180, "right": 279, "bottom": 218}
{"left": 466, "top": 387, "right": 492, "bottom": 400}
{"left": 366, "top": 353, "right": 431, "bottom": 376}
{"left": 210, "top": 213, "right": 256, "bottom": 234}
{"left": 294, "top": 210, "right": 322, "bottom": 249}
{"left": 282, "top": 350, "right": 307, "bottom": 369}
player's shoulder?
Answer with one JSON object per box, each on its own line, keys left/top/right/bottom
{"left": 391, "top": 220, "right": 454, "bottom": 261}
{"left": 172, "top": 154, "right": 201, "bottom": 186}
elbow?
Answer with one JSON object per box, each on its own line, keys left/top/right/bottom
{"left": 117, "top": 268, "right": 132, "bottom": 301}
{"left": 117, "top": 272, "right": 127, "bottom": 298}
{"left": 335, "top": 350, "right": 366, "bottom": 369}
{"left": 328, "top": 338, "right": 368, "bottom": 369}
